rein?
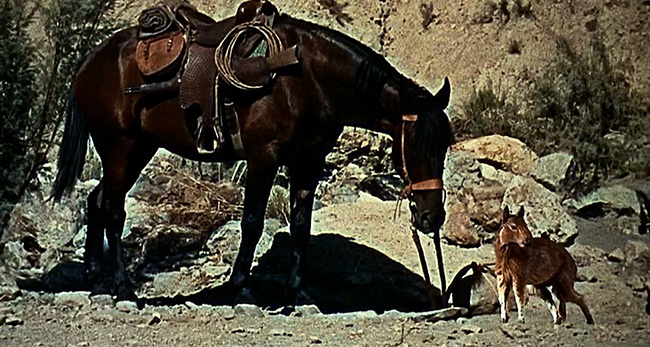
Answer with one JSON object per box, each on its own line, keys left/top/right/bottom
{"left": 395, "top": 114, "right": 445, "bottom": 217}
{"left": 396, "top": 113, "right": 448, "bottom": 307}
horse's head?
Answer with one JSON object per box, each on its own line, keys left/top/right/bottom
{"left": 396, "top": 77, "right": 452, "bottom": 234}
{"left": 497, "top": 206, "right": 533, "bottom": 247}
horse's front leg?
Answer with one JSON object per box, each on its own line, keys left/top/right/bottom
{"left": 230, "top": 158, "right": 278, "bottom": 294}
{"left": 287, "top": 157, "right": 323, "bottom": 303}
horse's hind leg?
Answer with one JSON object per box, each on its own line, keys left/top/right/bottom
{"left": 94, "top": 138, "right": 157, "bottom": 300}
{"left": 85, "top": 181, "right": 105, "bottom": 285}
{"left": 286, "top": 155, "right": 326, "bottom": 304}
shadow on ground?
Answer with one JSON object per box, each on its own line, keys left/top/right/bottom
{"left": 24, "top": 233, "right": 440, "bottom": 314}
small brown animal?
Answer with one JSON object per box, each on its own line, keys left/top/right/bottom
{"left": 494, "top": 206, "right": 594, "bottom": 324}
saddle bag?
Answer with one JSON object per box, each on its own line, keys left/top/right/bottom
{"left": 135, "top": 31, "right": 185, "bottom": 77}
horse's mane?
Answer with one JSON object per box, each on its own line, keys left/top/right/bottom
{"left": 277, "top": 14, "right": 453, "bottom": 155}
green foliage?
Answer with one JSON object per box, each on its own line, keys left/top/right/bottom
{"left": 0, "top": 0, "right": 120, "bottom": 233}
{"left": 454, "top": 79, "right": 521, "bottom": 138}
{"left": 455, "top": 33, "right": 649, "bottom": 191}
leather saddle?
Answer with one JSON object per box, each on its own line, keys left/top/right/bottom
{"left": 129, "top": 0, "right": 299, "bottom": 155}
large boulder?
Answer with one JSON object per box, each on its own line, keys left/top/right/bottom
{"left": 565, "top": 185, "right": 641, "bottom": 216}
{"left": 564, "top": 185, "right": 644, "bottom": 235}
{"left": 452, "top": 135, "right": 538, "bottom": 176}
{"left": 441, "top": 151, "right": 511, "bottom": 245}
{"left": 503, "top": 176, "right": 578, "bottom": 245}
{"left": 531, "top": 152, "right": 575, "bottom": 190}
{"left": 442, "top": 201, "right": 480, "bottom": 247}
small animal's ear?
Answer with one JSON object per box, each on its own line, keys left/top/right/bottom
{"left": 503, "top": 206, "right": 510, "bottom": 223}
{"left": 517, "top": 206, "right": 525, "bottom": 218}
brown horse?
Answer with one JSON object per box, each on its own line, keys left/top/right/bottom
{"left": 52, "top": 12, "right": 453, "bottom": 303}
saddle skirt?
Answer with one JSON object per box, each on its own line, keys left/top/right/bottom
{"left": 130, "top": 1, "right": 297, "bottom": 155}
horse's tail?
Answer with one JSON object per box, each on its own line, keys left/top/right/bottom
{"left": 51, "top": 92, "right": 89, "bottom": 202}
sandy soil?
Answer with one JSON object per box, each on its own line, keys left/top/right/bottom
{"left": 2, "top": 199, "right": 649, "bottom": 346}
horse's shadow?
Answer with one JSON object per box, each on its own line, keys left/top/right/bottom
{"left": 36, "top": 233, "right": 439, "bottom": 313}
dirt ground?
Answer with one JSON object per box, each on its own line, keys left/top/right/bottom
{"left": 2, "top": 1, "right": 649, "bottom": 345}
{"left": 1, "top": 200, "right": 649, "bottom": 346}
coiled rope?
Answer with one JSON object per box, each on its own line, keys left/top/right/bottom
{"left": 215, "top": 21, "right": 284, "bottom": 90}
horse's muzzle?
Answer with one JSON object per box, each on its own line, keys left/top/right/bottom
{"left": 417, "top": 211, "right": 446, "bottom": 234}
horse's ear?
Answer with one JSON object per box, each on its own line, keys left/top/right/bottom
{"left": 517, "top": 206, "right": 525, "bottom": 218}
{"left": 433, "top": 77, "right": 451, "bottom": 110}
{"left": 502, "top": 205, "right": 510, "bottom": 223}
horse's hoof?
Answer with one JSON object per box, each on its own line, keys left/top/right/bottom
{"left": 116, "top": 286, "right": 138, "bottom": 303}
{"left": 90, "top": 278, "right": 113, "bottom": 296}
{"left": 234, "top": 286, "right": 255, "bottom": 305}
{"left": 500, "top": 316, "right": 509, "bottom": 324}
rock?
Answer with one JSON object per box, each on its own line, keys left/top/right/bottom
{"left": 328, "top": 310, "right": 378, "bottom": 320}
{"left": 206, "top": 220, "right": 275, "bottom": 266}
{"left": 453, "top": 135, "right": 538, "bottom": 176}
{"left": 0, "top": 270, "right": 20, "bottom": 301}
{"left": 532, "top": 152, "right": 575, "bottom": 190}
{"left": 460, "top": 325, "right": 483, "bottom": 334}
{"left": 293, "top": 305, "right": 322, "bottom": 317}
{"left": 395, "top": 307, "right": 468, "bottom": 322}
{"left": 503, "top": 176, "right": 578, "bottom": 244}
{"left": 141, "top": 225, "right": 206, "bottom": 259}
{"left": 269, "top": 329, "right": 293, "bottom": 337}
{"left": 213, "top": 306, "right": 235, "bottom": 320}
{"left": 626, "top": 274, "right": 647, "bottom": 291}
{"left": 3, "top": 316, "right": 24, "bottom": 326}
{"left": 442, "top": 151, "right": 510, "bottom": 240}
{"left": 0, "top": 241, "right": 29, "bottom": 270}
{"left": 442, "top": 201, "right": 480, "bottom": 247}
{"left": 479, "top": 163, "right": 516, "bottom": 186}
{"left": 53, "top": 291, "right": 91, "bottom": 308}
{"left": 148, "top": 312, "right": 162, "bottom": 325}
{"left": 608, "top": 248, "right": 625, "bottom": 262}
{"left": 234, "top": 304, "right": 264, "bottom": 318}
{"left": 358, "top": 174, "right": 403, "bottom": 200}
{"left": 116, "top": 300, "right": 138, "bottom": 313}
{"left": 623, "top": 240, "right": 650, "bottom": 269}
{"left": 90, "top": 295, "right": 114, "bottom": 308}
{"left": 566, "top": 185, "right": 642, "bottom": 217}
{"left": 137, "top": 262, "right": 230, "bottom": 298}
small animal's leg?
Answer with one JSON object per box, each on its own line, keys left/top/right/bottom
{"left": 230, "top": 159, "right": 278, "bottom": 292}
{"left": 286, "top": 156, "right": 324, "bottom": 304}
{"left": 85, "top": 181, "right": 105, "bottom": 285}
{"left": 553, "top": 286, "right": 567, "bottom": 323}
{"left": 514, "top": 280, "right": 527, "bottom": 323}
{"left": 536, "top": 286, "right": 560, "bottom": 324}
{"left": 564, "top": 284, "right": 595, "bottom": 324}
{"left": 497, "top": 273, "right": 510, "bottom": 323}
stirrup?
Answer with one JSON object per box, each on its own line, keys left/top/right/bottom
{"left": 195, "top": 123, "right": 222, "bottom": 154}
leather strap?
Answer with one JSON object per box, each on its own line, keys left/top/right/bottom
{"left": 399, "top": 114, "right": 444, "bottom": 195}
{"left": 411, "top": 178, "right": 443, "bottom": 191}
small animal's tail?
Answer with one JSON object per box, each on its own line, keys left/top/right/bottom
{"left": 51, "top": 93, "right": 89, "bottom": 201}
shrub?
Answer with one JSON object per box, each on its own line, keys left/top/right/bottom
{"left": 0, "top": 0, "right": 120, "bottom": 235}
{"left": 455, "top": 33, "right": 649, "bottom": 192}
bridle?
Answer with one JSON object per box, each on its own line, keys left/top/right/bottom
{"left": 397, "top": 114, "right": 449, "bottom": 306}
{"left": 398, "top": 114, "right": 445, "bottom": 203}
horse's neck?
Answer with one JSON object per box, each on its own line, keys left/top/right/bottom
{"left": 283, "top": 19, "right": 413, "bottom": 135}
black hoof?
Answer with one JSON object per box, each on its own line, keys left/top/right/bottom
{"left": 116, "top": 284, "right": 139, "bottom": 303}
{"left": 90, "top": 276, "right": 114, "bottom": 296}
